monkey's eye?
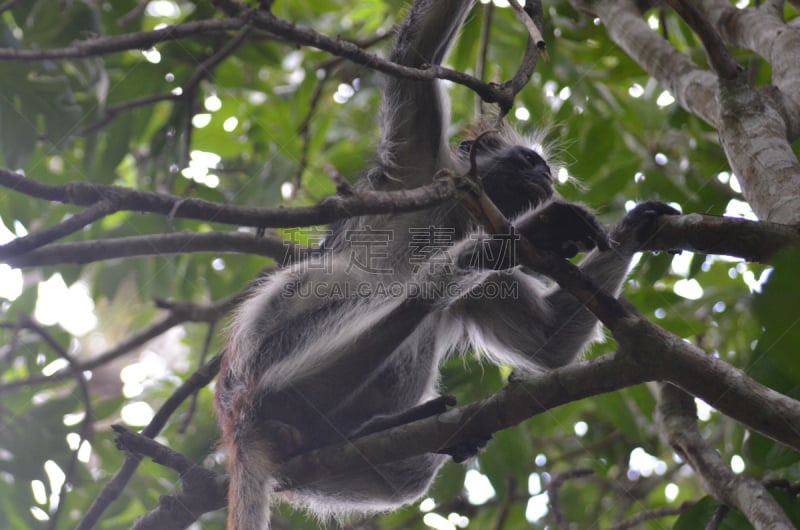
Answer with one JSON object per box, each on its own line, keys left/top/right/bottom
{"left": 521, "top": 149, "right": 545, "bottom": 167}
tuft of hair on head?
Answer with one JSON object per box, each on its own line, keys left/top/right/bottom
{"left": 461, "top": 116, "right": 564, "bottom": 181}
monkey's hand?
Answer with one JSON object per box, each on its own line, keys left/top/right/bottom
{"left": 437, "top": 433, "right": 493, "bottom": 463}
{"left": 613, "top": 200, "right": 680, "bottom": 252}
{"left": 518, "top": 201, "right": 610, "bottom": 259}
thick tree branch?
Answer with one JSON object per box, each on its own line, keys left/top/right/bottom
{"left": 624, "top": 317, "right": 800, "bottom": 453}
{"left": 278, "top": 333, "right": 800, "bottom": 487}
{"left": 642, "top": 213, "right": 800, "bottom": 262}
{"left": 278, "top": 353, "right": 649, "bottom": 491}
{"left": 462, "top": 174, "right": 800, "bottom": 452}
{"left": 6, "top": 211, "right": 798, "bottom": 270}
{"left": 665, "top": 0, "right": 800, "bottom": 224}
{"left": 717, "top": 73, "right": 800, "bottom": 224}
{"left": 127, "top": 318, "right": 800, "bottom": 527}
{"left": 574, "top": 0, "right": 800, "bottom": 224}
{"left": 656, "top": 384, "right": 793, "bottom": 529}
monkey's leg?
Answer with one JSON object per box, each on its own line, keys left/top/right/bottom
{"left": 349, "top": 395, "right": 457, "bottom": 438}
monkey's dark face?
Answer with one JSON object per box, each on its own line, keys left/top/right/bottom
{"left": 461, "top": 143, "right": 555, "bottom": 219}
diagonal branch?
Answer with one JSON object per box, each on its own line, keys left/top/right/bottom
{"left": 573, "top": 0, "right": 720, "bottom": 126}
{"left": 0, "top": 200, "right": 119, "bottom": 260}
{"left": 79, "top": 25, "right": 253, "bottom": 136}
{"left": 76, "top": 353, "right": 223, "bottom": 530}
{"left": 0, "top": 297, "right": 235, "bottom": 394}
{"left": 666, "top": 0, "right": 741, "bottom": 79}
{"left": 656, "top": 384, "right": 793, "bottom": 529}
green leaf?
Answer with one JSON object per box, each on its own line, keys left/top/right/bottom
{"left": 673, "top": 496, "right": 719, "bottom": 530}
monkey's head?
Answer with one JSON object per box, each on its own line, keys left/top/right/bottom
{"left": 457, "top": 133, "right": 555, "bottom": 219}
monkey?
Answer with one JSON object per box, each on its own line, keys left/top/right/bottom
{"left": 215, "top": 1, "right": 679, "bottom": 528}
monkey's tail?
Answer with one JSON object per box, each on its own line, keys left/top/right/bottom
{"left": 226, "top": 438, "right": 277, "bottom": 530}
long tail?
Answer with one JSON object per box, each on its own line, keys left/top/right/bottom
{"left": 226, "top": 437, "right": 277, "bottom": 530}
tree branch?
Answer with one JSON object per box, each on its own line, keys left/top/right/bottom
{"left": 112, "top": 427, "right": 227, "bottom": 530}
{"left": 5, "top": 231, "right": 298, "bottom": 268}
{"left": 0, "top": 297, "right": 235, "bottom": 394}
{"left": 0, "top": 200, "right": 119, "bottom": 260}
{"left": 656, "top": 384, "right": 793, "bottom": 529}
{"left": 0, "top": 168, "right": 458, "bottom": 236}
{"left": 666, "top": 0, "right": 741, "bottom": 80}
{"left": 608, "top": 501, "right": 697, "bottom": 530}
{"left": 0, "top": 18, "right": 245, "bottom": 61}
{"left": 79, "top": 25, "right": 253, "bottom": 136}
{"left": 698, "top": 0, "right": 800, "bottom": 138}
{"left": 574, "top": 0, "right": 720, "bottom": 126}
{"left": 76, "top": 352, "right": 223, "bottom": 530}
{"left": 642, "top": 213, "right": 800, "bottom": 262}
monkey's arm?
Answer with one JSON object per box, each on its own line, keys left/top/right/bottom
{"left": 453, "top": 201, "right": 679, "bottom": 370}
{"left": 379, "top": 0, "right": 477, "bottom": 185}
{"left": 534, "top": 201, "right": 681, "bottom": 365}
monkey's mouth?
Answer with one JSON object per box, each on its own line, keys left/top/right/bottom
{"left": 522, "top": 169, "right": 555, "bottom": 204}
{"left": 481, "top": 169, "right": 555, "bottom": 219}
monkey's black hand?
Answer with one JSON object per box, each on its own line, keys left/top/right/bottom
{"left": 614, "top": 201, "right": 680, "bottom": 252}
{"left": 518, "top": 201, "right": 610, "bottom": 258}
{"left": 438, "top": 433, "right": 493, "bottom": 463}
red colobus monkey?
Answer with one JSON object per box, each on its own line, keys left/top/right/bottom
{"left": 215, "top": 1, "right": 677, "bottom": 528}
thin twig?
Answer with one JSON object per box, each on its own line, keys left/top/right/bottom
{"left": 666, "top": 0, "right": 741, "bottom": 79}
{"left": 475, "top": 1, "right": 495, "bottom": 118}
{"left": 0, "top": 18, "right": 244, "bottom": 61}
{"left": 18, "top": 318, "right": 95, "bottom": 530}
{"left": 5, "top": 231, "right": 299, "bottom": 268}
